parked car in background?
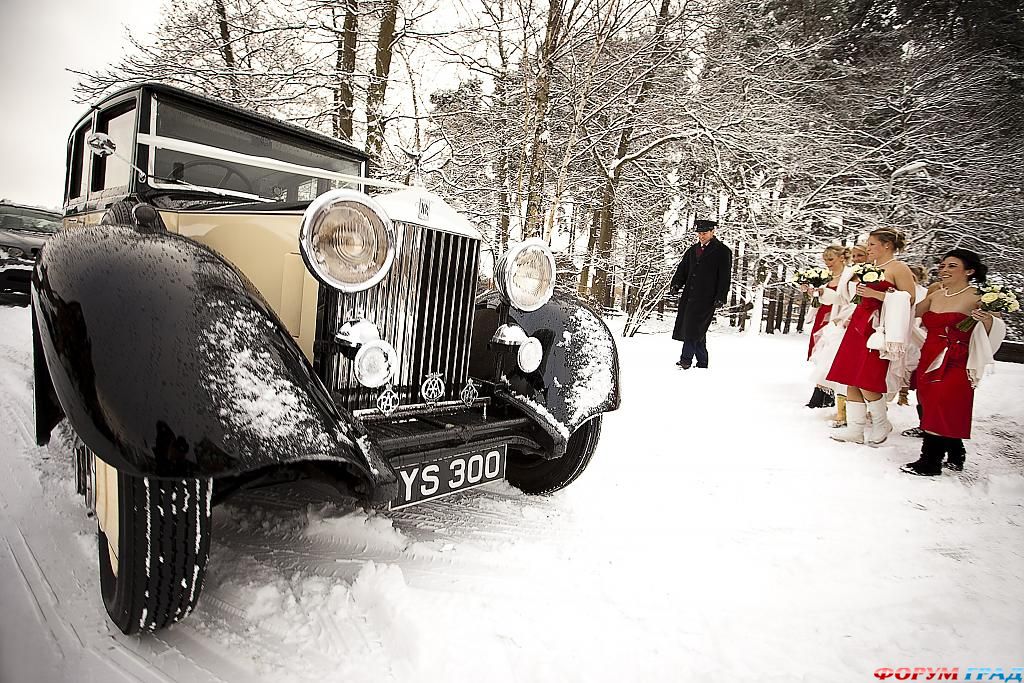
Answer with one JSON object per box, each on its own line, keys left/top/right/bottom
{"left": 0, "top": 200, "right": 61, "bottom": 293}
{"left": 32, "top": 83, "right": 620, "bottom": 635}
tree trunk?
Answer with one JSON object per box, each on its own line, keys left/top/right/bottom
{"left": 590, "top": 0, "right": 672, "bottom": 305}
{"left": 214, "top": 0, "right": 241, "bottom": 102}
{"left": 545, "top": 6, "right": 615, "bottom": 241}
{"left": 494, "top": 22, "right": 511, "bottom": 256}
{"left": 522, "top": 0, "right": 565, "bottom": 238}
{"left": 578, "top": 208, "right": 601, "bottom": 296}
{"left": 591, "top": 177, "right": 617, "bottom": 305}
{"left": 334, "top": 1, "right": 358, "bottom": 141}
{"left": 366, "top": 0, "right": 399, "bottom": 161}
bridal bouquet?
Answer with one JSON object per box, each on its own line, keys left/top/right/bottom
{"left": 956, "top": 284, "right": 1020, "bottom": 331}
{"left": 850, "top": 263, "right": 887, "bottom": 304}
{"left": 792, "top": 267, "right": 833, "bottom": 307}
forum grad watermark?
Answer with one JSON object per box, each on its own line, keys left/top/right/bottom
{"left": 874, "top": 668, "right": 1024, "bottom": 681}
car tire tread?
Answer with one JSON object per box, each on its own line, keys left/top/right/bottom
{"left": 98, "top": 469, "right": 212, "bottom": 634}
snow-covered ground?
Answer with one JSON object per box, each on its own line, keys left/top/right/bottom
{"left": 2, "top": 299, "right": 1023, "bottom": 682}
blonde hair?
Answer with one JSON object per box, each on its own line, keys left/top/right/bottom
{"left": 908, "top": 264, "right": 927, "bottom": 284}
{"left": 823, "top": 245, "right": 851, "bottom": 263}
{"left": 851, "top": 243, "right": 868, "bottom": 256}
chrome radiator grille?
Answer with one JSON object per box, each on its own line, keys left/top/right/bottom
{"left": 316, "top": 222, "right": 480, "bottom": 411}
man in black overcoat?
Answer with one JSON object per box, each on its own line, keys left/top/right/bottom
{"left": 669, "top": 219, "right": 732, "bottom": 368}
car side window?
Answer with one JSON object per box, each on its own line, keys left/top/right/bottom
{"left": 68, "top": 124, "right": 90, "bottom": 201}
{"left": 91, "top": 104, "right": 137, "bottom": 193}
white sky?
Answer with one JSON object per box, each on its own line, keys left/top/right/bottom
{"left": 0, "top": 0, "right": 161, "bottom": 209}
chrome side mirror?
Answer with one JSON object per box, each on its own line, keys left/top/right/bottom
{"left": 87, "top": 132, "right": 117, "bottom": 157}
{"left": 86, "top": 131, "right": 147, "bottom": 183}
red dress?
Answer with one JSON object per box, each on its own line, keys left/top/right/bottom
{"left": 826, "top": 281, "right": 893, "bottom": 394}
{"left": 807, "top": 284, "right": 836, "bottom": 360}
{"left": 917, "top": 311, "right": 974, "bottom": 439}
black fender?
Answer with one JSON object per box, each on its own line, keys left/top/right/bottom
{"left": 32, "top": 224, "right": 397, "bottom": 501}
{"left": 470, "top": 291, "right": 620, "bottom": 448}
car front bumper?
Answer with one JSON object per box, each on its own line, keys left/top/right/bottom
{"left": 0, "top": 256, "right": 34, "bottom": 293}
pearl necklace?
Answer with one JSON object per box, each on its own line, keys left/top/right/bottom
{"left": 942, "top": 284, "right": 972, "bottom": 298}
{"left": 874, "top": 258, "right": 895, "bottom": 268}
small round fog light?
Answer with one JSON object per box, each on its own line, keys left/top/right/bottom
{"left": 354, "top": 340, "right": 397, "bottom": 388}
{"left": 517, "top": 337, "right": 543, "bottom": 373}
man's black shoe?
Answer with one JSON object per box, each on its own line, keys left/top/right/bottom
{"left": 901, "top": 427, "right": 924, "bottom": 438}
{"left": 675, "top": 361, "right": 691, "bottom": 369}
{"left": 696, "top": 364, "right": 708, "bottom": 369}
{"left": 942, "top": 460, "right": 964, "bottom": 472}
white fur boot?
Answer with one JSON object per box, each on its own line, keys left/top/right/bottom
{"left": 831, "top": 401, "right": 866, "bottom": 444}
{"left": 865, "top": 398, "right": 893, "bottom": 445}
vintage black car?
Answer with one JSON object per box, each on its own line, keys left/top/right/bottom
{"left": 0, "top": 200, "right": 61, "bottom": 293}
{"left": 32, "top": 83, "right": 620, "bottom": 634}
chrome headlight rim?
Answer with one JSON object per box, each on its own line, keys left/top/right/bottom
{"left": 354, "top": 339, "right": 398, "bottom": 388}
{"left": 299, "top": 189, "right": 396, "bottom": 293}
{"left": 517, "top": 337, "right": 544, "bottom": 373}
{"left": 496, "top": 238, "right": 556, "bottom": 312}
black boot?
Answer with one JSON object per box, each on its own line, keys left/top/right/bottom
{"left": 902, "top": 404, "right": 925, "bottom": 437}
{"left": 943, "top": 438, "right": 966, "bottom": 472}
{"left": 820, "top": 390, "right": 835, "bottom": 408}
{"left": 901, "top": 433, "right": 943, "bottom": 476}
{"left": 806, "top": 387, "right": 827, "bottom": 408}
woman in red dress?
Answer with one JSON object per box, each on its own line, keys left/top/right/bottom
{"left": 804, "top": 245, "right": 850, "bottom": 408}
{"left": 901, "top": 250, "right": 1000, "bottom": 476}
{"left": 827, "top": 229, "right": 918, "bottom": 445}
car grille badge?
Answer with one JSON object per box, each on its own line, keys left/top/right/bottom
{"left": 376, "top": 383, "right": 400, "bottom": 416}
{"left": 459, "top": 379, "right": 478, "bottom": 407}
{"left": 420, "top": 373, "right": 445, "bottom": 404}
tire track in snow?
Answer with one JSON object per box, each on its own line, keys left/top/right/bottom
{"left": 208, "top": 481, "right": 582, "bottom": 611}
{"left": 0, "top": 362, "right": 34, "bottom": 446}
{"left": 198, "top": 588, "right": 388, "bottom": 668}
{"left": 0, "top": 320, "right": 260, "bottom": 683}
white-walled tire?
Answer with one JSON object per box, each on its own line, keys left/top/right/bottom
{"left": 93, "top": 456, "right": 213, "bottom": 634}
{"left": 506, "top": 416, "right": 602, "bottom": 495}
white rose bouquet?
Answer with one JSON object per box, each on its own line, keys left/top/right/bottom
{"left": 792, "top": 266, "right": 834, "bottom": 307}
{"left": 849, "top": 263, "right": 887, "bottom": 304}
{"left": 956, "top": 283, "right": 1020, "bottom": 331}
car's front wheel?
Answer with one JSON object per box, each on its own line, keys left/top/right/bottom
{"left": 506, "top": 416, "right": 602, "bottom": 495}
{"left": 92, "top": 454, "right": 213, "bottom": 634}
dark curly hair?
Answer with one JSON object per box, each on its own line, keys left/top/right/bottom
{"left": 942, "top": 248, "right": 988, "bottom": 283}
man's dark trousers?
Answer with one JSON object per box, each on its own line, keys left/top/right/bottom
{"left": 679, "top": 335, "right": 708, "bottom": 368}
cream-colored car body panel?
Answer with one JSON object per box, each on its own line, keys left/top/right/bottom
{"left": 63, "top": 211, "right": 104, "bottom": 229}
{"left": 61, "top": 208, "right": 317, "bottom": 361}
{"left": 174, "top": 210, "right": 317, "bottom": 361}
{"left": 94, "top": 455, "right": 120, "bottom": 576}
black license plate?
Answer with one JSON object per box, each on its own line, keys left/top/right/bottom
{"left": 391, "top": 445, "right": 507, "bottom": 510}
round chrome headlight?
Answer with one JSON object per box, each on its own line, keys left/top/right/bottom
{"left": 495, "top": 238, "right": 556, "bottom": 312}
{"left": 300, "top": 190, "right": 395, "bottom": 292}
{"left": 354, "top": 340, "right": 397, "bottom": 388}
{"left": 517, "top": 337, "right": 544, "bottom": 373}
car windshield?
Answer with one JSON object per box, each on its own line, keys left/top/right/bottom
{"left": 0, "top": 206, "right": 61, "bottom": 233}
{"left": 148, "top": 96, "right": 363, "bottom": 202}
